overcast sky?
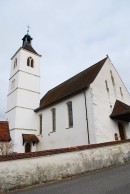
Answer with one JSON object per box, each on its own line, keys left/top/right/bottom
{"left": 0, "top": 0, "right": 130, "bottom": 120}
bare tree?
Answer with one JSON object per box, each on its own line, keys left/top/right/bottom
{"left": 0, "top": 141, "right": 14, "bottom": 155}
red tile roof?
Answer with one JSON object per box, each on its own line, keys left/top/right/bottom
{"left": 35, "top": 57, "right": 107, "bottom": 111}
{"left": 110, "top": 100, "right": 130, "bottom": 122}
{"left": 0, "top": 121, "right": 11, "bottom": 142}
{"left": 22, "top": 134, "right": 39, "bottom": 143}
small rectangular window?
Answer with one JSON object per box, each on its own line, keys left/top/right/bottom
{"left": 51, "top": 108, "right": 56, "bottom": 132}
{"left": 67, "top": 101, "right": 73, "bottom": 128}
{"left": 39, "top": 114, "right": 42, "bottom": 134}
{"left": 105, "top": 80, "right": 109, "bottom": 92}
{"left": 110, "top": 70, "right": 115, "bottom": 86}
{"left": 120, "top": 87, "right": 123, "bottom": 97}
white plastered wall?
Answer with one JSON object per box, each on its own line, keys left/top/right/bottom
{"left": 6, "top": 48, "right": 41, "bottom": 153}
{"left": 36, "top": 92, "right": 89, "bottom": 151}
{"left": 12, "top": 129, "right": 37, "bottom": 153}
{"left": 91, "top": 58, "right": 130, "bottom": 143}
{"left": 85, "top": 88, "right": 96, "bottom": 144}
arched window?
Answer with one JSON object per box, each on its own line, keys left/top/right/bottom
{"left": 110, "top": 70, "right": 115, "bottom": 86}
{"left": 31, "top": 58, "right": 34, "bottom": 67}
{"left": 39, "top": 114, "right": 42, "bottom": 135}
{"left": 67, "top": 101, "right": 73, "bottom": 128}
{"left": 27, "top": 57, "right": 34, "bottom": 68}
{"left": 25, "top": 142, "right": 31, "bottom": 153}
{"left": 27, "top": 57, "right": 30, "bottom": 66}
{"left": 51, "top": 108, "right": 56, "bottom": 132}
{"left": 105, "top": 80, "right": 109, "bottom": 92}
{"left": 120, "top": 87, "right": 123, "bottom": 97}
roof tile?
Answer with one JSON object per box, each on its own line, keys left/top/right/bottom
{"left": 38, "top": 57, "right": 107, "bottom": 110}
{"left": 22, "top": 134, "right": 39, "bottom": 143}
{"left": 110, "top": 100, "right": 130, "bottom": 122}
{"left": 0, "top": 121, "right": 11, "bottom": 142}
{"left": 22, "top": 44, "right": 39, "bottom": 55}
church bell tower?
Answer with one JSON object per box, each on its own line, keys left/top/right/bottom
{"left": 6, "top": 31, "right": 41, "bottom": 153}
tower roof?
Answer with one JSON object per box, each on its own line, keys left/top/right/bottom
{"left": 22, "top": 43, "right": 39, "bottom": 55}
{"left": 22, "top": 33, "right": 39, "bottom": 55}
{"left": 11, "top": 33, "right": 41, "bottom": 59}
{"left": 22, "top": 33, "right": 33, "bottom": 47}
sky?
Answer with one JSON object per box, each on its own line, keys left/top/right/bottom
{"left": 0, "top": 0, "right": 130, "bottom": 120}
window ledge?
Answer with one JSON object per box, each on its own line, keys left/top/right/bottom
{"left": 66, "top": 126, "right": 73, "bottom": 129}
{"left": 50, "top": 131, "right": 56, "bottom": 133}
{"left": 37, "top": 134, "right": 43, "bottom": 137}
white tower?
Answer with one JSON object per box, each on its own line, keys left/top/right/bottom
{"left": 6, "top": 32, "right": 41, "bottom": 153}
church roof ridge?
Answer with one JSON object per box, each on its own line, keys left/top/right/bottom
{"left": 48, "top": 56, "right": 108, "bottom": 93}
{"left": 36, "top": 56, "right": 108, "bottom": 111}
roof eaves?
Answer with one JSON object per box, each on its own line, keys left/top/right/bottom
{"left": 22, "top": 47, "right": 42, "bottom": 57}
{"left": 110, "top": 100, "right": 130, "bottom": 118}
{"left": 35, "top": 87, "right": 89, "bottom": 112}
{"left": 11, "top": 47, "right": 22, "bottom": 60}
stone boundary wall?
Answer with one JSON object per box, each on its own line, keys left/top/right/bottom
{"left": 0, "top": 139, "right": 130, "bottom": 162}
{"left": 0, "top": 141, "right": 130, "bottom": 192}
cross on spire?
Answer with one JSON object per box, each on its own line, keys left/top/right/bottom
{"left": 27, "top": 25, "right": 30, "bottom": 34}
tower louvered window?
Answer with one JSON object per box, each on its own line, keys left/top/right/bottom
{"left": 27, "top": 57, "right": 34, "bottom": 68}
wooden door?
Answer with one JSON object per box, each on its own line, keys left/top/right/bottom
{"left": 118, "top": 123, "right": 126, "bottom": 140}
{"left": 25, "top": 142, "right": 31, "bottom": 153}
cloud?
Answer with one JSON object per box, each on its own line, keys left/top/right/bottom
{"left": 0, "top": 0, "right": 130, "bottom": 120}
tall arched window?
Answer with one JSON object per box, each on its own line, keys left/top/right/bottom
{"left": 67, "top": 101, "right": 73, "bottom": 128}
{"left": 120, "top": 87, "right": 123, "bottom": 98}
{"left": 31, "top": 58, "right": 34, "bottom": 67}
{"left": 110, "top": 70, "right": 115, "bottom": 86}
{"left": 51, "top": 108, "right": 56, "bottom": 132}
{"left": 27, "top": 57, "right": 30, "bottom": 66}
{"left": 27, "top": 57, "right": 34, "bottom": 68}
{"left": 105, "top": 80, "right": 109, "bottom": 92}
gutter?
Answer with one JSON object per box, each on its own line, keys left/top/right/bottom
{"left": 83, "top": 90, "right": 90, "bottom": 144}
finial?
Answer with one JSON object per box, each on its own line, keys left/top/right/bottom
{"left": 106, "top": 54, "right": 109, "bottom": 58}
{"left": 27, "top": 25, "right": 30, "bottom": 34}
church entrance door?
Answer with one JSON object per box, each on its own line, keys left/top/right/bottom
{"left": 118, "top": 123, "right": 126, "bottom": 140}
{"left": 25, "top": 142, "right": 31, "bottom": 153}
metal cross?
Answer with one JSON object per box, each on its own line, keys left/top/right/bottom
{"left": 27, "top": 25, "right": 30, "bottom": 34}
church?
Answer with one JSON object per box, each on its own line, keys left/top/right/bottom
{"left": 6, "top": 33, "right": 130, "bottom": 153}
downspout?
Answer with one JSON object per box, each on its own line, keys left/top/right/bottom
{"left": 83, "top": 90, "right": 90, "bottom": 144}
